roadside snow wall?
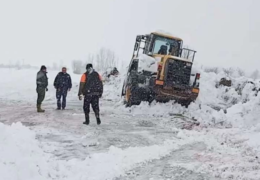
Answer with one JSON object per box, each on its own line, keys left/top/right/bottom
{"left": 0, "top": 122, "right": 187, "bottom": 180}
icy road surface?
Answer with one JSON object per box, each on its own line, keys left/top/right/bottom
{"left": 1, "top": 68, "right": 260, "bottom": 180}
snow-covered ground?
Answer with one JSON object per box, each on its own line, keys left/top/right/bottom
{"left": 1, "top": 66, "right": 260, "bottom": 180}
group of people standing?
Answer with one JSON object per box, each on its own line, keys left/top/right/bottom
{"left": 36, "top": 64, "right": 103, "bottom": 125}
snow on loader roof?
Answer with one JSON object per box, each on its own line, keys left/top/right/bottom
{"left": 152, "top": 30, "right": 183, "bottom": 41}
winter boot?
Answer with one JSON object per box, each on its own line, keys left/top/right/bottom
{"left": 37, "top": 104, "right": 45, "bottom": 113}
{"left": 83, "top": 114, "right": 89, "bottom": 125}
{"left": 95, "top": 112, "right": 101, "bottom": 125}
{"left": 97, "top": 117, "right": 101, "bottom": 125}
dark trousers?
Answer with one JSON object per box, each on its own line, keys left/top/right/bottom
{"left": 83, "top": 95, "right": 100, "bottom": 117}
{"left": 37, "top": 87, "right": 46, "bottom": 105}
{"left": 56, "top": 88, "right": 68, "bottom": 108}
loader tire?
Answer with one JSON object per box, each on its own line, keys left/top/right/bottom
{"left": 182, "top": 101, "right": 192, "bottom": 108}
{"left": 124, "top": 87, "right": 141, "bottom": 107}
{"left": 121, "top": 85, "right": 125, "bottom": 97}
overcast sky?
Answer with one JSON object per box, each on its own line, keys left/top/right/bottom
{"left": 0, "top": 0, "right": 259, "bottom": 71}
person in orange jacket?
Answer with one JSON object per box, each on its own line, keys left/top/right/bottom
{"left": 78, "top": 64, "right": 103, "bottom": 125}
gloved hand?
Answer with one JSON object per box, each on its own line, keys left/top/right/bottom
{"left": 79, "top": 95, "right": 83, "bottom": 100}
{"left": 98, "top": 93, "right": 102, "bottom": 98}
{"left": 46, "top": 88, "right": 48, "bottom": 92}
{"left": 68, "top": 88, "right": 71, "bottom": 92}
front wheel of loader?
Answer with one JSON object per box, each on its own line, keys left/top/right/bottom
{"left": 124, "top": 87, "right": 141, "bottom": 107}
{"left": 121, "top": 84, "right": 125, "bottom": 97}
{"left": 124, "top": 87, "right": 131, "bottom": 107}
{"left": 182, "top": 100, "right": 192, "bottom": 108}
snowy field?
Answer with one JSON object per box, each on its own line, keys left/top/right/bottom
{"left": 1, "top": 66, "right": 260, "bottom": 180}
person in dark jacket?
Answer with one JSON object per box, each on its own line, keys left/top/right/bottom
{"left": 107, "top": 67, "right": 119, "bottom": 78}
{"left": 36, "top": 65, "right": 48, "bottom": 112}
{"left": 53, "top": 67, "right": 72, "bottom": 110}
{"left": 78, "top": 64, "right": 103, "bottom": 125}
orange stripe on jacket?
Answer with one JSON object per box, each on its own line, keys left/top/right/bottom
{"left": 80, "top": 73, "right": 102, "bottom": 82}
{"left": 98, "top": 74, "right": 102, "bottom": 81}
{"left": 80, "top": 74, "right": 87, "bottom": 82}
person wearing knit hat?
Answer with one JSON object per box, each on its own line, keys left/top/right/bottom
{"left": 78, "top": 63, "right": 103, "bottom": 125}
{"left": 36, "top": 65, "right": 48, "bottom": 112}
{"left": 40, "top": 65, "right": 47, "bottom": 71}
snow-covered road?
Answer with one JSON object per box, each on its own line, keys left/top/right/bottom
{"left": 1, "top": 68, "right": 260, "bottom": 180}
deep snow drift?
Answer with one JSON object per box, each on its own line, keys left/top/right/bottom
{"left": 1, "top": 65, "right": 260, "bottom": 179}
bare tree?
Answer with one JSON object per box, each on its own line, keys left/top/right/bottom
{"left": 223, "top": 67, "right": 234, "bottom": 77}
{"left": 96, "top": 48, "right": 118, "bottom": 71}
{"left": 86, "top": 54, "right": 95, "bottom": 67}
{"left": 237, "top": 68, "right": 245, "bottom": 76}
{"left": 204, "top": 67, "right": 219, "bottom": 74}
{"left": 71, "top": 48, "right": 119, "bottom": 74}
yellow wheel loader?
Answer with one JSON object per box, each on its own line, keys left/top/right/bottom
{"left": 121, "top": 32, "right": 200, "bottom": 107}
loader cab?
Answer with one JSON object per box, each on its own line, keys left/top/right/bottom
{"left": 148, "top": 33, "right": 182, "bottom": 57}
{"left": 132, "top": 32, "right": 196, "bottom": 62}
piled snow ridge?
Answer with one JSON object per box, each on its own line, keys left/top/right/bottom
{"left": 0, "top": 122, "right": 189, "bottom": 180}
{"left": 0, "top": 122, "right": 56, "bottom": 180}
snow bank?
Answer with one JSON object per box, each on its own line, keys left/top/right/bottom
{"left": 0, "top": 122, "right": 190, "bottom": 180}
{"left": 172, "top": 128, "right": 260, "bottom": 179}
{"left": 0, "top": 122, "right": 55, "bottom": 180}
{"left": 63, "top": 139, "right": 187, "bottom": 180}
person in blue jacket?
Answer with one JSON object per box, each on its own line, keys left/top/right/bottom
{"left": 53, "top": 67, "right": 72, "bottom": 110}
